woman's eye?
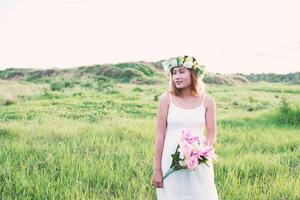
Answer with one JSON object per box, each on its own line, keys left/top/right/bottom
{"left": 173, "top": 70, "right": 185, "bottom": 75}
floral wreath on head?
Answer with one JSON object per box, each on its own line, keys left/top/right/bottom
{"left": 162, "top": 55, "right": 206, "bottom": 79}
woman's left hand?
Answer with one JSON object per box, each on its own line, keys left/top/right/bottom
{"left": 204, "top": 138, "right": 214, "bottom": 146}
{"left": 204, "top": 139, "right": 211, "bottom": 146}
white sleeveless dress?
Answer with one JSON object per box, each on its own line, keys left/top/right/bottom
{"left": 156, "top": 93, "right": 219, "bottom": 200}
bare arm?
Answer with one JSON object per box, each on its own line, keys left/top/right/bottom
{"left": 205, "top": 95, "right": 217, "bottom": 146}
{"left": 153, "top": 92, "right": 169, "bottom": 171}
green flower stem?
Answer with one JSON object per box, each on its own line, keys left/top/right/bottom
{"left": 163, "top": 167, "right": 176, "bottom": 180}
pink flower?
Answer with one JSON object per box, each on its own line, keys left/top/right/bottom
{"left": 181, "top": 129, "right": 192, "bottom": 140}
{"left": 193, "top": 150, "right": 204, "bottom": 160}
{"left": 181, "top": 129, "right": 199, "bottom": 144}
{"left": 187, "top": 156, "right": 199, "bottom": 170}
{"left": 191, "top": 143, "right": 217, "bottom": 160}
{"left": 163, "top": 129, "right": 218, "bottom": 180}
{"left": 179, "top": 142, "right": 192, "bottom": 157}
{"left": 201, "top": 145, "right": 217, "bottom": 160}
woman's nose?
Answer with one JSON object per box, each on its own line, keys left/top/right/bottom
{"left": 173, "top": 73, "right": 181, "bottom": 78}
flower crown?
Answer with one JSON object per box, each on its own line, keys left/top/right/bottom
{"left": 162, "top": 55, "right": 205, "bottom": 79}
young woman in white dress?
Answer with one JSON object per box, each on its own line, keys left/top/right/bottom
{"left": 151, "top": 56, "right": 219, "bottom": 200}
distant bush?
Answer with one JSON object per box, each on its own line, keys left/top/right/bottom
{"left": 0, "top": 70, "right": 25, "bottom": 80}
{"left": 242, "top": 72, "right": 300, "bottom": 84}
{"left": 0, "top": 93, "right": 17, "bottom": 106}
{"left": 94, "top": 77, "right": 117, "bottom": 93}
{"left": 77, "top": 65, "right": 101, "bottom": 75}
{"left": 79, "top": 76, "right": 116, "bottom": 92}
{"left": 132, "top": 87, "right": 143, "bottom": 92}
{"left": 118, "top": 68, "right": 144, "bottom": 82}
{"left": 100, "top": 66, "right": 122, "bottom": 78}
{"left": 203, "top": 74, "right": 236, "bottom": 86}
{"left": 276, "top": 97, "right": 300, "bottom": 126}
{"left": 39, "top": 90, "right": 67, "bottom": 99}
{"left": 0, "top": 97, "right": 16, "bottom": 106}
{"left": 248, "top": 96, "right": 256, "bottom": 103}
{"left": 231, "top": 75, "right": 249, "bottom": 84}
{"left": 50, "top": 81, "right": 64, "bottom": 91}
{"left": 4, "top": 99, "right": 15, "bottom": 106}
{"left": 77, "top": 65, "right": 121, "bottom": 77}
{"left": 233, "top": 101, "right": 239, "bottom": 106}
{"left": 114, "top": 63, "right": 155, "bottom": 77}
{"left": 154, "top": 93, "right": 160, "bottom": 101}
{"left": 25, "top": 69, "right": 57, "bottom": 83}
{"left": 102, "top": 87, "right": 120, "bottom": 94}
{"left": 93, "top": 75, "right": 108, "bottom": 81}
{"left": 80, "top": 80, "right": 94, "bottom": 89}
{"left": 72, "top": 92, "right": 84, "bottom": 97}
{"left": 232, "top": 99, "right": 270, "bottom": 112}
{"left": 96, "top": 82, "right": 115, "bottom": 92}
{"left": 63, "top": 80, "right": 75, "bottom": 88}
{"left": 49, "top": 78, "right": 76, "bottom": 91}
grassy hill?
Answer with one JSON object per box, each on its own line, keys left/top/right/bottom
{"left": 1, "top": 61, "right": 299, "bottom": 88}
{"left": 0, "top": 62, "right": 166, "bottom": 87}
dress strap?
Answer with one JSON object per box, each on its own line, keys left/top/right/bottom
{"left": 168, "top": 92, "right": 172, "bottom": 104}
{"left": 200, "top": 94, "right": 206, "bottom": 106}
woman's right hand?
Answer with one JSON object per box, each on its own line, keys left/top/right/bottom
{"left": 151, "top": 169, "right": 164, "bottom": 188}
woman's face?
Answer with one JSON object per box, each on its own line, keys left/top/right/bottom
{"left": 172, "top": 67, "right": 192, "bottom": 89}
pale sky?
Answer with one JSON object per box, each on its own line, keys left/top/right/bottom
{"left": 0, "top": 0, "right": 300, "bottom": 74}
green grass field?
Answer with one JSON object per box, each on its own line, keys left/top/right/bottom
{"left": 0, "top": 79, "right": 299, "bottom": 200}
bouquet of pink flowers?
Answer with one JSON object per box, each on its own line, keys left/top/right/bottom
{"left": 163, "top": 128, "right": 218, "bottom": 180}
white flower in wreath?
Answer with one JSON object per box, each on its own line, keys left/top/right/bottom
{"left": 169, "top": 58, "right": 178, "bottom": 67}
{"left": 183, "top": 60, "right": 193, "bottom": 69}
{"left": 162, "top": 60, "right": 170, "bottom": 72}
{"left": 162, "top": 58, "right": 178, "bottom": 72}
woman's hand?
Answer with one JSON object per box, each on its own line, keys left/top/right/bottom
{"left": 151, "top": 169, "right": 164, "bottom": 188}
{"left": 204, "top": 138, "right": 215, "bottom": 147}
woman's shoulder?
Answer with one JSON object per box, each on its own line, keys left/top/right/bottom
{"left": 158, "top": 91, "right": 171, "bottom": 105}
{"left": 203, "top": 94, "right": 215, "bottom": 101}
{"left": 203, "top": 94, "right": 216, "bottom": 106}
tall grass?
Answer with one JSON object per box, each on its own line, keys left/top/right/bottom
{"left": 0, "top": 80, "right": 299, "bottom": 199}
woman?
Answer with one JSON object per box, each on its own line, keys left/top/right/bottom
{"left": 151, "top": 56, "right": 219, "bottom": 199}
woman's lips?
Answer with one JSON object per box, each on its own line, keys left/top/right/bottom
{"left": 175, "top": 81, "right": 183, "bottom": 85}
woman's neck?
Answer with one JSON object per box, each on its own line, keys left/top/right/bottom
{"left": 179, "top": 87, "right": 193, "bottom": 98}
